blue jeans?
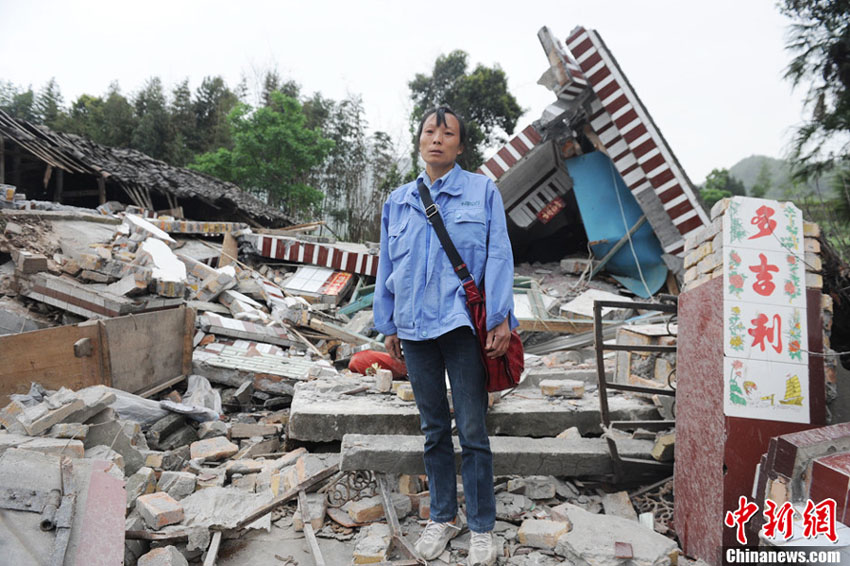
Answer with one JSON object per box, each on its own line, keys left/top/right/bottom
{"left": 401, "top": 326, "right": 495, "bottom": 533}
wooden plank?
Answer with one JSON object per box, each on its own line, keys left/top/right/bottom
{"left": 219, "top": 231, "right": 238, "bottom": 268}
{"left": 103, "top": 307, "right": 188, "bottom": 395}
{"left": 298, "top": 489, "right": 326, "bottom": 566}
{"left": 96, "top": 320, "right": 113, "bottom": 389}
{"left": 231, "top": 464, "right": 338, "bottom": 531}
{"left": 0, "top": 323, "right": 105, "bottom": 405}
{"left": 182, "top": 308, "right": 195, "bottom": 376}
{"left": 202, "top": 531, "right": 222, "bottom": 566}
{"left": 137, "top": 374, "right": 186, "bottom": 399}
{"left": 97, "top": 176, "right": 106, "bottom": 205}
{"left": 517, "top": 319, "right": 595, "bottom": 333}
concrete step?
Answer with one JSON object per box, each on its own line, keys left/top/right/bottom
{"left": 287, "top": 376, "right": 659, "bottom": 442}
{"left": 340, "top": 434, "right": 657, "bottom": 476}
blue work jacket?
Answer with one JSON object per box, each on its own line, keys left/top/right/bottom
{"left": 374, "top": 164, "right": 518, "bottom": 341}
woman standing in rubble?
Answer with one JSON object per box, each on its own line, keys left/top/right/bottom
{"left": 374, "top": 106, "right": 517, "bottom": 566}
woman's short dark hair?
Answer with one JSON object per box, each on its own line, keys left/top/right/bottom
{"left": 417, "top": 106, "right": 467, "bottom": 147}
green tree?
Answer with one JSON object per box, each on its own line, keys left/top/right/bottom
{"left": 408, "top": 50, "right": 523, "bottom": 172}
{"left": 193, "top": 76, "right": 238, "bottom": 153}
{"left": 62, "top": 93, "right": 105, "bottom": 139}
{"left": 0, "top": 81, "right": 37, "bottom": 122}
{"left": 189, "top": 91, "right": 333, "bottom": 219}
{"left": 99, "top": 83, "right": 137, "bottom": 148}
{"left": 35, "top": 78, "right": 64, "bottom": 128}
{"left": 170, "top": 79, "right": 196, "bottom": 165}
{"left": 751, "top": 162, "right": 773, "bottom": 198}
{"left": 132, "top": 77, "right": 174, "bottom": 162}
{"left": 700, "top": 168, "right": 746, "bottom": 209}
{"left": 780, "top": 0, "right": 850, "bottom": 176}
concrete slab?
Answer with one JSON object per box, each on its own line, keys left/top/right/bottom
{"left": 0, "top": 448, "right": 125, "bottom": 566}
{"left": 340, "top": 434, "right": 656, "bottom": 476}
{"left": 288, "top": 375, "right": 659, "bottom": 442}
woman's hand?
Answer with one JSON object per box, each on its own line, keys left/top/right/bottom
{"left": 385, "top": 334, "right": 403, "bottom": 362}
{"left": 485, "top": 318, "right": 511, "bottom": 358}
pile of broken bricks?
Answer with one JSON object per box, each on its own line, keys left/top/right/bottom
{"left": 0, "top": 369, "right": 684, "bottom": 565}
{"left": 0, "top": 203, "right": 691, "bottom": 565}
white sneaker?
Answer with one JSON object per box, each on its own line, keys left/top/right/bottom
{"left": 467, "top": 530, "right": 497, "bottom": 566}
{"left": 414, "top": 517, "right": 463, "bottom": 560}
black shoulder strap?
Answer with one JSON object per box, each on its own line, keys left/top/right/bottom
{"left": 417, "top": 180, "right": 472, "bottom": 282}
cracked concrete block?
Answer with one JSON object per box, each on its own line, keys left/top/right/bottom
{"left": 127, "top": 467, "right": 157, "bottom": 510}
{"left": 540, "top": 379, "right": 584, "bottom": 398}
{"left": 158, "top": 426, "right": 199, "bottom": 452}
{"left": 17, "top": 437, "right": 85, "bottom": 459}
{"left": 398, "top": 474, "right": 422, "bottom": 495}
{"left": 157, "top": 471, "right": 197, "bottom": 500}
{"left": 197, "top": 420, "right": 228, "bottom": 440}
{"left": 556, "top": 427, "right": 582, "bottom": 440}
{"left": 86, "top": 445, "right": 124, "bottom": 470}
{"left": 651, "top": 433, "right": 675, "bottom": 462}
{"left": 232, "top": 473, "right": 257, "bottom": 491}
{"left": 47, "top": 423, "right": 89, "bottom": 440}
{"left": 189, "top": 437, "right": 238, "bottom": 462}
{"left": 554, "top": 503, "right": 677, "bottom": 566}
{"left": 230, "top": 422, "right": 279, "bottom": 438}
{"left": 375, "top": 369, "right": 393, "bottom": 393}
{"left": 353, "top": 522, "right": 392, "bottom": 564}
{"left": 225, "top": 459, "right": 264, "bottom": 477}
{"left": 343, "top": 493, "right": 411, "bottom": 524}
{"left": 25, "top": 397, "right": 86, "bottom": 436}
{"left": 293, "top": 492, "right": 328, "bottom": 531}
{"left": 66, "top": 385, "right": 116, "bottom": 424}
{"left": 137, "top": 545, "right": 188, "bottom": 566}
{"left": 137, "top": 492, "right": 184, "bottom": 530}
{"left": 84, "top": 415, "right": 144, "bottom": 475}
{"left": 601, "top": 491, "right": 638, "bottom": 521}
{"left": 396, "top": 383, "right": 415, "bottom": 401}
{"left": 496, "top": 491, "right": 535, "bottom": 522}
{"left": 146, "top": 413, "right": 188, "bottom": 450}
{"left": 518, "top": 519, "right": 570, "bottom": 549}
{"left": 507, "top": 476, "right": 558, "bottom": 500}
{"left": 141, "top": 450, "right": 164, "bottom": 469}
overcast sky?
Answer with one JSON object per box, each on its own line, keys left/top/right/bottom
{"left": 0, "top": 0, "right": 805, "bottom": 184}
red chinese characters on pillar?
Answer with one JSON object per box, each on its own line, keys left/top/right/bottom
{"left": 802, "top": 498, "right": 837, "bottom": 542}
{"left": 749, "top": 205, "right": 777, "bottom": 240}
{"left": 749, "top": 313, "right": 783, "bottom": 354}
{"left": 749, "top": 253, "right": 779, "bottom": 296}
{"left": 724, "top": 495, "right": 759, "bottom": 544}
{"left": 762, "top": 500, "right": 795, "bottom": 540}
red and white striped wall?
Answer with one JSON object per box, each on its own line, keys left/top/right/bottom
{"left": 475, "top": 125, "right": 543, "bottom": 183}
{"left": 566, "top": 26, "right": 709, "bottom": 255}
{"left": 255, "top": 235, "right": 379, "bottom": 277}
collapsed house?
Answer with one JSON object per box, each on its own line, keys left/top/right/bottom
{"left": 0, "top": 24, "right": 848, "bottom": 566}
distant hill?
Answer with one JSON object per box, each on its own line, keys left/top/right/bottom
{"left": 726, "top": 155, "right": 837, "bottom": 200}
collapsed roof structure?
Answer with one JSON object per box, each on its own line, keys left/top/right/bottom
{"left": 0, "top": 109, "right": 293, "bottom": 227}
{"left": 480, "top": 26, "right": 710, "bottom": 296}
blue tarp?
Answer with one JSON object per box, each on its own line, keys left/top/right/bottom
{"left": 564, "top": 151, "right": 668, "bottom": 298}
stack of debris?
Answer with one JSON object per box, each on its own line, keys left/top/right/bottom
{"left": 0, "top": 191, "right": 685, "bottom": 564}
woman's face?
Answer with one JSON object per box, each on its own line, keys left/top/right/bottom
{"left": 419, "top": 112, "right": 463, "bottom": 171}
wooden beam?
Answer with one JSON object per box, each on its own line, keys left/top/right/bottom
{"left": 590, "top": 214, "right": 647, "bottom": 278}
{"left": 13, "top": 145, "right": 21, "bottom": 189}
{"left": 56, "top": 168, "right": 64, "bottom": 202}
{"left": 298, "top": 489, "right": 326, "bottom": 566}
{"left": 97, "top": 176, "right": 106, "bottom": 205}
{"left": 44, "top": 165, "right": 53, "bottom": 189}
{"left": 230, "top": 464, "right": 338, "bottom": 531}
{"left": 202, "top": 531, "right": 222, "bottom": 566}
